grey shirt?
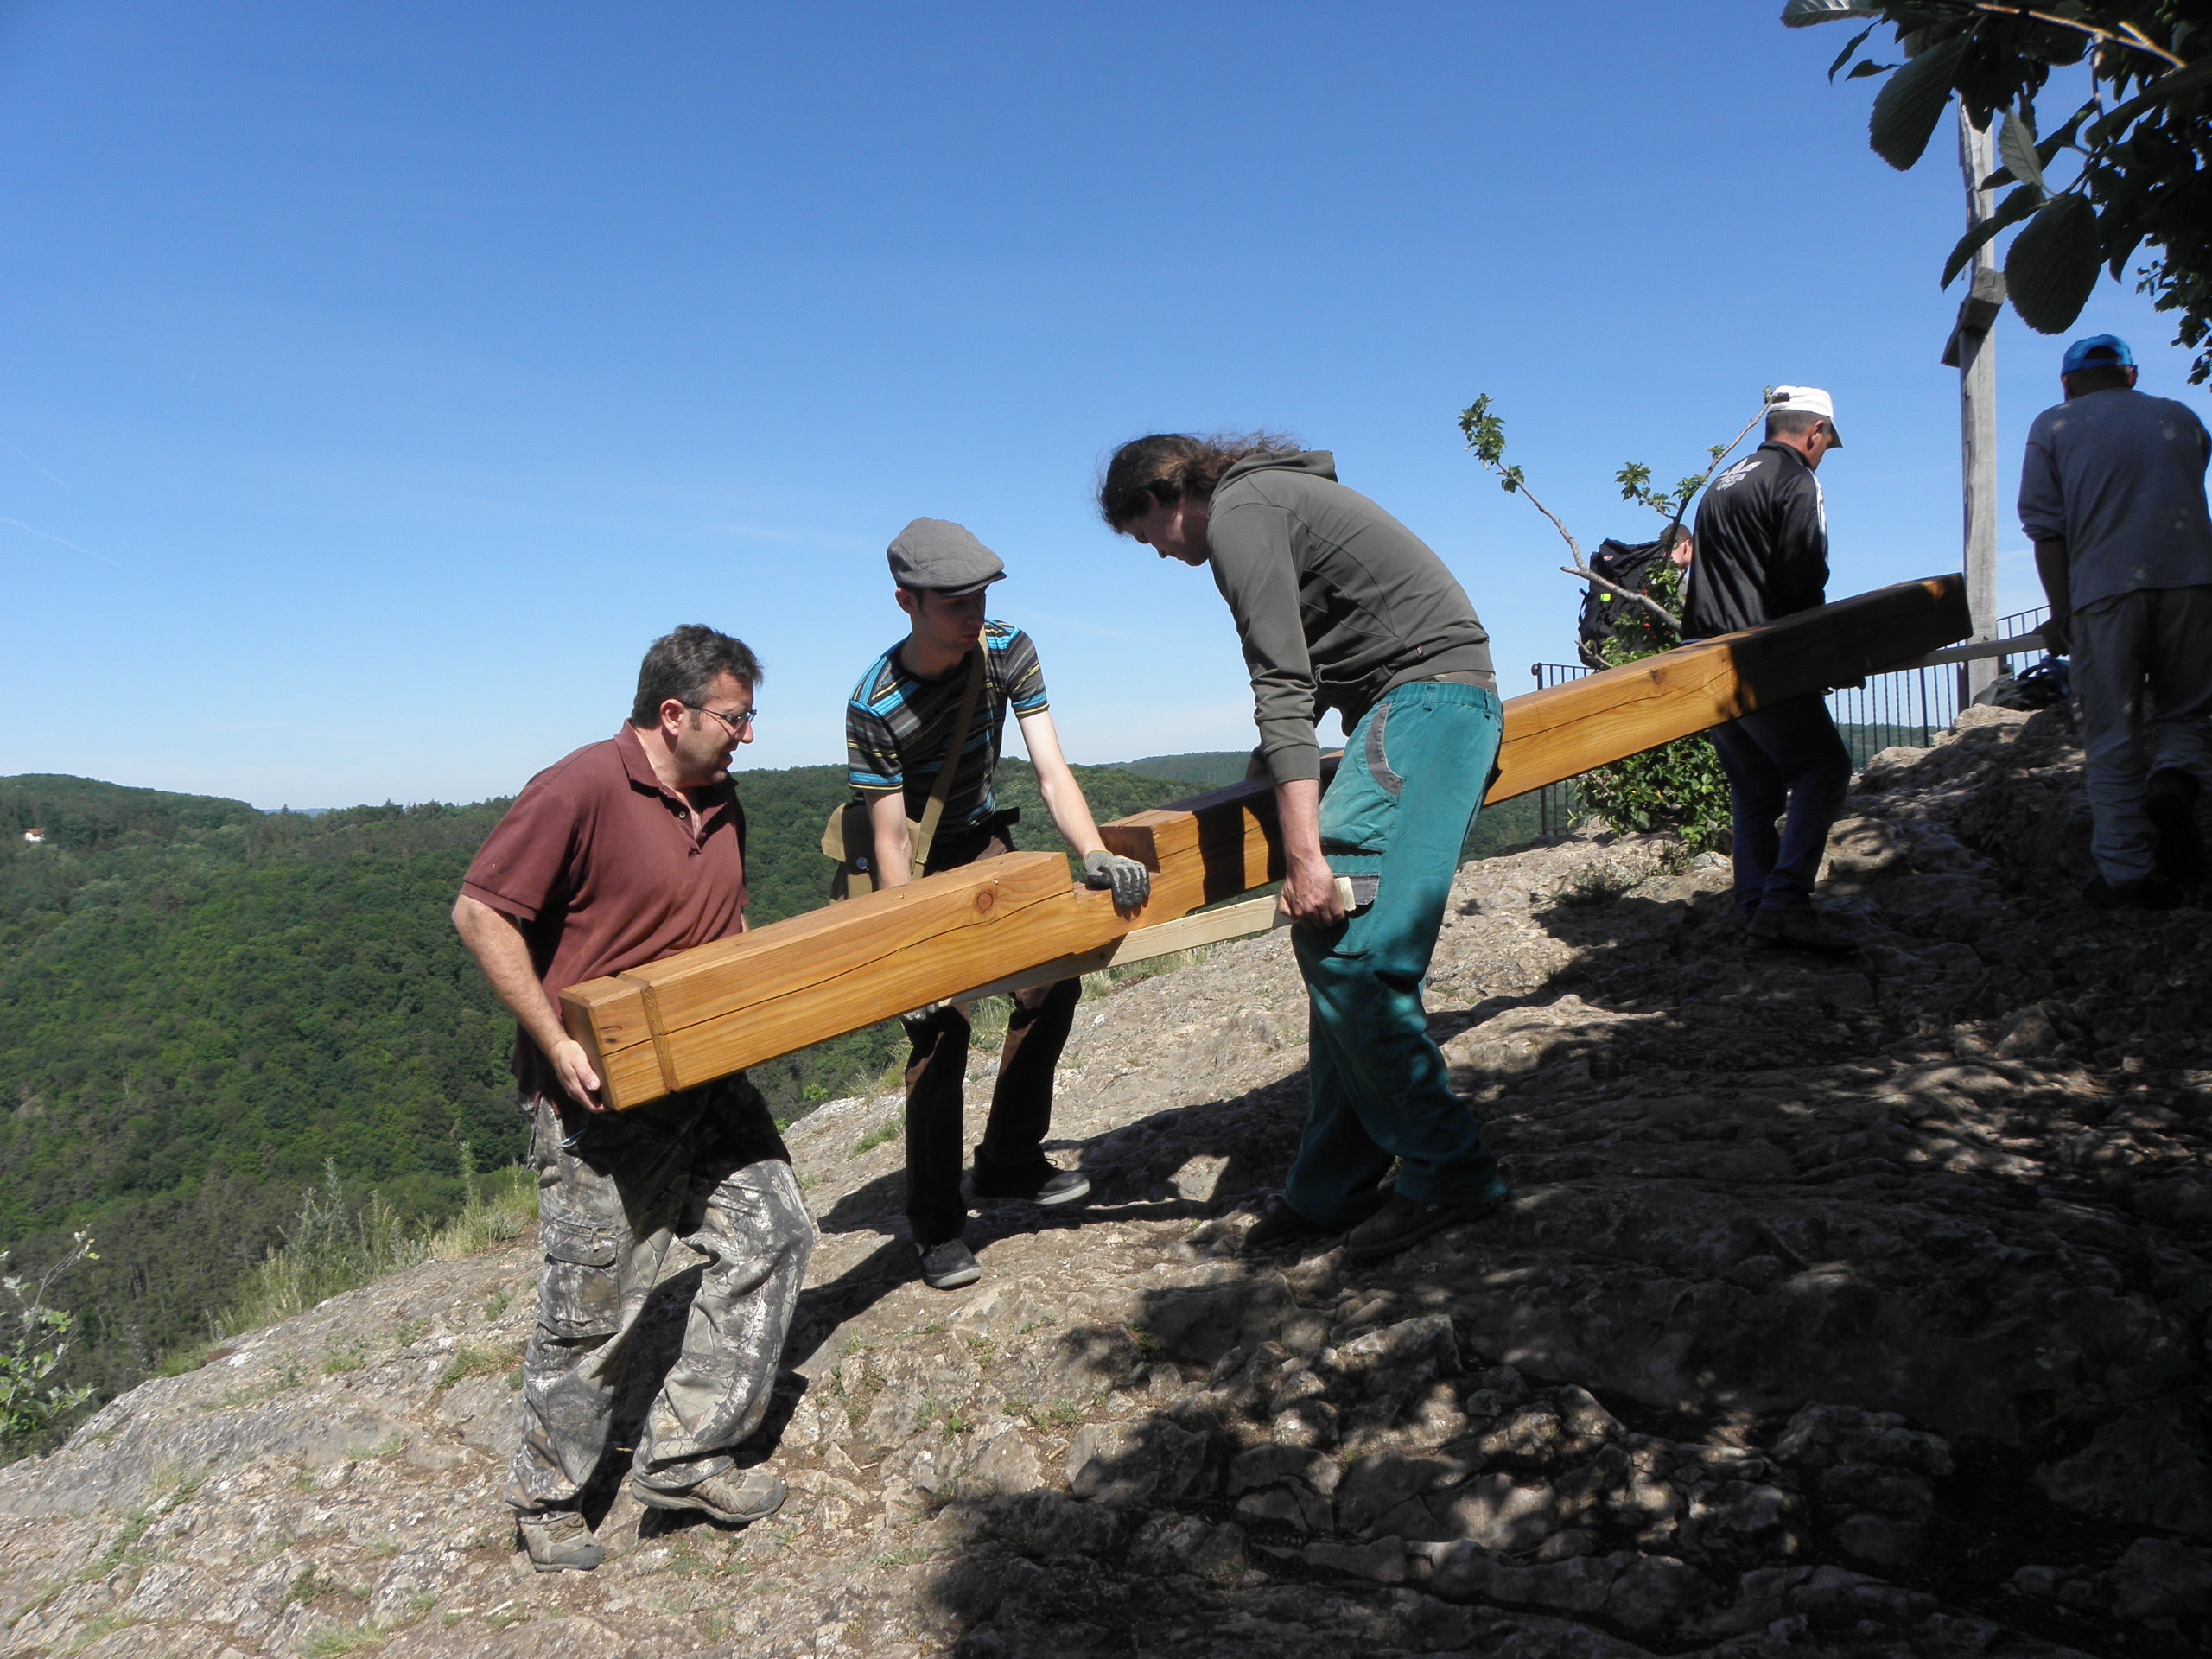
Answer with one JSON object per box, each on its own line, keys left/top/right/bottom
{"left": 1206, "top": 452, "right": 1494, "bottom": 785}
{"left": 2018, "top": 387, "right": 2212, "bottom": 611}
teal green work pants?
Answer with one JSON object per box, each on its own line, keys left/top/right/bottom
{"left": 1284, "top": 680, "right": 1508, "bottom": 1229}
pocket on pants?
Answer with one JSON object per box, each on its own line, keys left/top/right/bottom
{"left": 537, "top": 1213, "right": 622, "bottom": 1338}
{"left": 1319, "top": 707, "right": 1400, "bottom": 855}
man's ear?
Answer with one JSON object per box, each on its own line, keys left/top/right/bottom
{"left": 2126, "top": 367, "right": 2139, "bottom": 389}
{"left": 894, "top": 587, "right": 921, "bottom": 622}
{"left": 658, "top": 697, "right": 689, "bottom": 734}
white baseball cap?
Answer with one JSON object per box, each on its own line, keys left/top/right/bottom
{"left": 1765, "top": 386, "right": 1842, "bottom": 447}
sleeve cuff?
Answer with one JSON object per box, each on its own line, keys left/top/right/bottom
{"left": 1263, "top": 741, "right": 1322, "bottom": 787}
{"left": 460, "top": 881, "right": 538, "bottom": 925}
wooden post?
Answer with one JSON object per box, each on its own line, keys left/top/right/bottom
{"left": 1950, "top": 107, "right": 2003, "bottom": 701}
{"left": 561, "top": 575, "right": 1968, "bottom": 1109}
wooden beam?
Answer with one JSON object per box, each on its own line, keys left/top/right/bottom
{"left": 563, "top": 575, "right": 1968, "bottom": 1108}
{"left": 1487, "top": 574, "right": 1967, "bottom": 802}
{"left": 950, "top": 876, "right": 1358, "bottom": 1004}
{"left": 1103, "top": 575, "right": 1970, "bottom": 861}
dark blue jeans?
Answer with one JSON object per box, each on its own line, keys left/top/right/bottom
{"left": 1707, "top": 692, "right": 1853, "bottom": 918}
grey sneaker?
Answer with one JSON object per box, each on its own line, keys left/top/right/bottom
{"left": 916, "top": 1238, "right": 982, "bottom": 1289}
{"left": 972, "top": 1160, "right": 1091, "bottom": 1206}
{"left": 631, "top": 1468, "right": 786, "bottom": 1526}
{"left": 516, "top": 1509, "right": 605, "bottom": 1573}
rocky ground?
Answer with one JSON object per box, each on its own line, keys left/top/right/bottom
{"left": 3, "top": 702, "right": 2209, "bottom": 1659}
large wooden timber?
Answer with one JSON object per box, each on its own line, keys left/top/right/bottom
{"left": 563, "top": 575, "right": 1967, "bottom": 1108}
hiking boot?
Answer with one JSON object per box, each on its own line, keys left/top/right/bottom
{"left": 1241, "top": 1193, "right": 1332, "bottom": 1253}
{"left": 971, "top": 1160, "right": 1091, "bottom": 1206}
{"left": 1747, "top": 906, "right": 1854, "bottom": 955}
{"left": 631, "top": 1468, "right": 786, "bottom": 1527}
{"left": 516, "top": 1509, "right": 605, "bottom": 1573}
{"left": 1344, "top": 1189, "right": 1505, "bottom": 1265}
{"left": 2147, "top": 768, "right": 2206, "bottom": 884}
{"left": 2082, "top": 873, "right": 2183, "bottom": 912}
{"left": 915, "top": 1237, "right": 982, "bottom": 1290}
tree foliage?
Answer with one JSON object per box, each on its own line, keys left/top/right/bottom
{"left": 1785, "top": 0, "right": 2212, "bottom": 381}
{"left": 1, "top": 1230, "right": 98, "bottom": 1461}
{"left": 1457, "top": 398, "right": 1739, "bottom": 848}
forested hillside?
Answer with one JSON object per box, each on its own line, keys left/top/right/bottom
{"left": 0, "top": 742, "right": 1555, "bottom": 1404}
{"left": 0, "top": 757, "right": 1182, "bottom": 1399}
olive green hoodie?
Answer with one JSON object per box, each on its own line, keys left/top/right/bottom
{"left": 1207, "top": 451, "right": 1494, "bottom": 785}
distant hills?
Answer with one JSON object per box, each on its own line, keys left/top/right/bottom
{"left": 0, "top": 747, "right": 1549, "bottom": 1402}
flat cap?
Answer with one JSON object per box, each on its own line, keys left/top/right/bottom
{"left": 887, "top": 518, "right": 1005, "bottom": 595}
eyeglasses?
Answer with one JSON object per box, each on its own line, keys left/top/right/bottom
{"left": 685, "top": 702, "right": 758, "bottom": 738}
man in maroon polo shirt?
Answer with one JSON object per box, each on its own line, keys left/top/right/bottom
{"left": 453, "top": 624, "right": 813, "bottom": 1573}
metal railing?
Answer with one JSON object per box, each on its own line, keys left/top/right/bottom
{"left": 1529, "top": 602, "right": 2054, "bottom": 836}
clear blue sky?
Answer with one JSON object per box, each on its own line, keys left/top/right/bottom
{"left": 0, "top": 2, "right": 2194, "bottom": 809}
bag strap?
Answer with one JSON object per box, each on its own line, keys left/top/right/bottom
{"left": 907, "top": 646, "right": 988, "bottom": 879}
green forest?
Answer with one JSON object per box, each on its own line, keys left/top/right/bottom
{"left": 0, "top": 751, "right": 1545, "bottom": 1406}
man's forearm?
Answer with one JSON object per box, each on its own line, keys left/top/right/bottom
{"left": 2033, "top": 538, "right": 2071, "bottom": 626}
{"left": 1036, "top": 765, "right": 1105, "bottom": 858}
{"left": 1275, "top": 777, "right": 1325, "bottom": 867}
{"left": 868, "top": 794, "right": 913, "bottom": 888}
{"left": 1272, "top": 775, "right": 1344, "bottom": 926}
{"left": 453, "top": 898, "right": 569, "bottom": 1065}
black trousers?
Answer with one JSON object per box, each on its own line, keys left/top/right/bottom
{"left": 1706, "top": 692, "right": 1854, "bottom": 918}
{"left": 901, "top": 824, "right": 1080, "bottom": 1248}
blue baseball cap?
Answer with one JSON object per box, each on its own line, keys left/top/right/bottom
{"left": 2062, "top": 334, "right": 2134, "bottom": 374}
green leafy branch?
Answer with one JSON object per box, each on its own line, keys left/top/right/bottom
{"left": 1785, "top": 1, "right": 2212, "bottom": 378}
{"left": 2, "top": 1231, "right": 99, "bottom": 1459}
{"left": 1459, "top": 393, "right": 1765, "bottom": 641}
{"left": 1459, "top": 396, "right": 1679, "bottom": 638}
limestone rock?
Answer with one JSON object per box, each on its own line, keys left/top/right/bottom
{"left": 2107, "top": 1536, "right": 2212, "bottom": 1620}
{"left": 2036, "top": 1403, "right": 2212, "bottom": 1536}
{"left": 5, "top": 696, "right": 2204, "bottom": 1657}
{"left": 1065, "top": 1415, "right": 1206, "bottom": 1509}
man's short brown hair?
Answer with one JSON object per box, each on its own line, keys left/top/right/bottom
{"left": 630, "top": 626, "right": 762, "bottom": 726}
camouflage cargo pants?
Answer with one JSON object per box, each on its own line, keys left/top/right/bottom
{"left": 505, "top": 1073, "right": 815, "bottom": 1515}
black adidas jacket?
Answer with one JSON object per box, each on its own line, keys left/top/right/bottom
{"left": 1684, "top": 442, "right": 1829, "bottom": 639}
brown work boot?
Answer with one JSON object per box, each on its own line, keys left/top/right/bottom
{"left": 632, "top": 1467, "right": 786, "bottom": 1526}
{"left": 1344, "top": 1188, "right": 1506, "bottom": 1265}
{"left": 1240, "top": 1193, "right": 1334, "bottom": 1254}
{"left": 516, "top": 1509, "right": 605, "bottom": 1573}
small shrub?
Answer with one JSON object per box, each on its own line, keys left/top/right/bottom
{"left": 436, "top": 1344, "right": 519, "bottom": 1390}
{"left": 304, "top": 1623, "right": 386, "bottom": 1656}
{"left": 850, "top": 1116, "right": 904, "bottom": 1159}
{"left": 0, "top": 1230, "right": 99, "bottom": 1461}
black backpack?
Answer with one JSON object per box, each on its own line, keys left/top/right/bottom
{"left": 1577, "top": 537, "right": 1672, "bottom": 661}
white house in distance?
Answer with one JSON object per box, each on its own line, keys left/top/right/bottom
{"left": 22, "top": 829, "right": 45, "bottom": 843}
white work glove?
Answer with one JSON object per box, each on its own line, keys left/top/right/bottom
{"left": 1083, "top": 849, "right": 1151, "bottom": 912}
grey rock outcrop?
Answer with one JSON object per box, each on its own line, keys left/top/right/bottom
{"left": 3, "top": 701, "right": 2203, "bottom": 1657}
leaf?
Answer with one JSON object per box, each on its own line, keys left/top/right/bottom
{"left": 1827, "top": 24, "right": 1875, "bottom": 80}
{"left": 1868, "top": 34, "right": 1970, "bottom": 170}
{"left": 1942, "top": 184, "right": 2044, "bottom": 287}
{"left": 1782, "top": 0, "right": 1877, "bottom": 24}
{"left": 1946, "top": 188, "right": 2044, "bottom": 291}
{"left": 2083, "top": 55, "right": 2212, "bottom": 147}
{"left": 1847, "top": 59, "right": 1894, "bottom": 79}
{"left": 2005, "top": 194, "right": 2102, "bottom": 334}
{"left": 1998, "top": 108, "right": 2047, "bottom": 192}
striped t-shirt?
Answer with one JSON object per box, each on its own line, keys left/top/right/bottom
{"left": 845, "top": 620, "right": 1050, "bottom": 833}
